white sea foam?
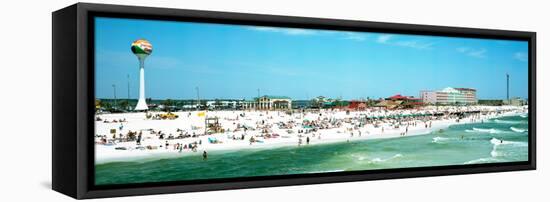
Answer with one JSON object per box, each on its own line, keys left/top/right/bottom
{"left": 369, "top": 154, "right": 402, "bottom": 164}
{"left": 491, "top": 149, "right": 499, "bottom": 157}
{"left": 351, "top": 154, "right": 367, "bottom": 161}
{"left": 510, "top": 127, "right": 528, "bottom": 133}
{"left": 490, "top": 137, "right": 527, "bottom": 147}
{"left": 371, "top": 158, "right": 383, "bottom": 163}
{"left": 490, "top": 138, "right": 502, "bottom": 157}
{"left": 308, "top": 169, "right": 345, "bottom": 174}
{"left": 464, "top": 157, "right": 498, "bottom": 165}
{"left": 520, "top": 114, "right": 528, "bottom": 118}
{"left": 432, "top": 137, "right": 449, "bottom": 143}
{"left": 472, "top": 127, "right": 504, "bottom": 134}
{"left": 490, "top": 137, "right": 502, "bottom": 145}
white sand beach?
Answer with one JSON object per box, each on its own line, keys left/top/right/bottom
{"left": 95, "top": 105, "right": 528, "bottom": 164}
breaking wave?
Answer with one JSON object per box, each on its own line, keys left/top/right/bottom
{"left": 490, "top": 137, "right": 527, "bottom": 147}
{"left": 465, "top": 127, "right": 505, "bottom": 134}
{"left": 520, "top": 114, "right": 528, "bottom": 118}
{"left": 490, "top": 137, "right": 528, "bottom": 157}
{"left": 510, "top": 127, "right": 528, "bottom": 133}
{"left": 369, "top": 154, "right": 403, "bottom": 164}
{"left": 431, "top": 137, "right": 450, "bottom": 143}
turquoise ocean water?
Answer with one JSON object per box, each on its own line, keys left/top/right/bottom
{"left": 95, "top": 115, "right": 529, "bottom": 185}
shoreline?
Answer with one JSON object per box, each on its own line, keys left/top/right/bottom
{"left": 95, "top": 106, "right": 527, "bottom": 164}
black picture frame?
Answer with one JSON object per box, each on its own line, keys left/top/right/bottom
{"left": 52, "top": 3, "right": 536, "bottom": 199}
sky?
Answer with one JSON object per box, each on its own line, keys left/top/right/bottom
{"left": 95, "top": 17, "right": 529, "bottom": 100}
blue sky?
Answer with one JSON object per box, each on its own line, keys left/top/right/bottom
{"left": 95, "top": 17, "right": 529, "bottom": 100}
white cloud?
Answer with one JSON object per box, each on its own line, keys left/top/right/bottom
{"left": 514, "top": 52, "right": 528, "bottom": 62}
{"left": 249, "top": 27, "right": 433, "bottom": 50}
{"left": 342, "top": 32, "right": 368, "bottom": 41}
{"left": 377, "top": 34, "right": 393, "bottom": 43}
{"left": 456, "top": 47, "right": 487, "bottom": 58}
{"left": 248, "top": 26, "right": 373, "bottom": 43}
{"left": 375, "top": 34, "right": 433, "bottom": 50}
{"left": 456, "top": 47, "right": 469, "bottom": 53}
{"left": 247, "top": 26, "right": 318, "bottom": 35}
{"left": 468, "top": 49, "right": 487, "bottom": 58}
{"left": 394, "top": 41, "right": 434, "bottom": 50}
{"left": 282, "top": 29, "right": 317, "bottom": 35}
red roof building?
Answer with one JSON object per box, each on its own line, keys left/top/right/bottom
{"left": 385, "top": 94, "right": 423, "bottom": 108}
{"left": 348, "top": 100, "right": 367, "bottom": 110}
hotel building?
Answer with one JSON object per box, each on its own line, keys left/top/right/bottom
{"left": 421, "top": 87, "right": 477, "bottom": 105}
{"left": 243, "top": 95, "right": 292, "bottom": 110}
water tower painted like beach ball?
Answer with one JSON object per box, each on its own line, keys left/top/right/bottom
{"left": 131, "top": 39, "right": 153, "bottom": 111}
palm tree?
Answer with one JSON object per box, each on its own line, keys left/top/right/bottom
{"left": 119, "top": 100, "right": 129, "bottom": 111}
{"left": 95, "top": 99, "right": 102, "bottom": 111}
{"left": 102, "top": 102, "right": 112, "bottom": 111}
{"left": 161, "top": 99, "right": 174, "bottom": 112}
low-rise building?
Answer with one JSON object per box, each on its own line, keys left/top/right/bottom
{"left": 243, "top": 95, "right": 292, "bottom": 110}
{"left": 375, "top": 94, "right": 423, "bottom": 109}
{"left": 348, "top": 100, "right": 367, "bottom": 110}
{"left": 291, "top": 100, "right": 312, "bottom": 109}
{"left": 507, "top": 97, "right": 527, "bottom": 106}
{"left": 206, "top": 99, "right": 245, "bottom": 110}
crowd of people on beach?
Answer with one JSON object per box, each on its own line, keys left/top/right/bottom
{"left": 95, "top": 105, "right": 528, "bottom": 160}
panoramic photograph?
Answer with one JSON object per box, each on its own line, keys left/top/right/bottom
{"left": 93, "top": 17, "right": 529, "bottom": 186}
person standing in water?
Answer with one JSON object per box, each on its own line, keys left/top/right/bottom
{"left": 306, "top": 136, "right": 310, "bottom": 145}
{"left": 203, "top": 151, "right": 208, "bottom": 160}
